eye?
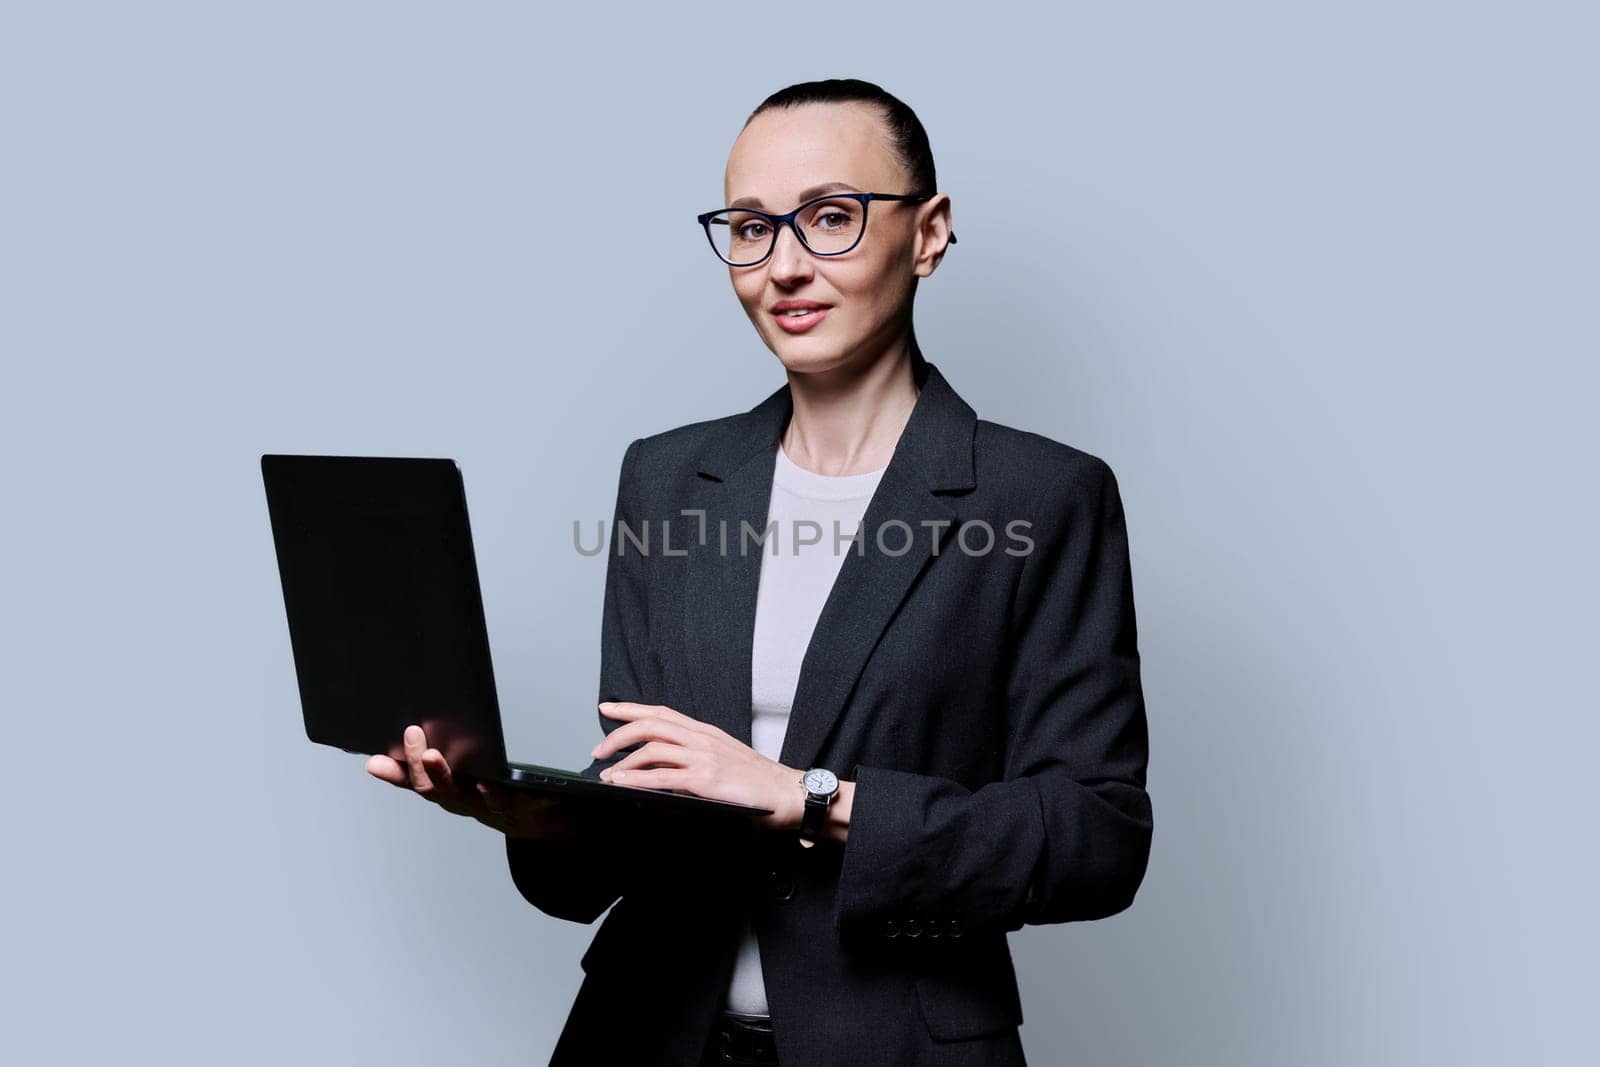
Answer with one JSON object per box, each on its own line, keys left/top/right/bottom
{"left": 801, "top": 199, "right": 863, "bottom": 235}
{"left": 734, "top": 220, "right": 770, "bottom": 241}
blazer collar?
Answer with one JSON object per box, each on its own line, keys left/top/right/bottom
{"left": 692, "top": 354, "right": 977, "bottom": 492}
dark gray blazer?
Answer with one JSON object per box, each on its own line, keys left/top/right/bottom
{"left": 505, "top": 353, "right": 1153, "bottom": 1066}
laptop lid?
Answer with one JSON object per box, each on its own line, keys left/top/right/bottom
{"left": 261, "top": 453, "right": 514, "bottom": 783}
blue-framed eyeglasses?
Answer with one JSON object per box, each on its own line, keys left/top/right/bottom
{"left": 697, "top": 191, "right": 957, "bottom": 267}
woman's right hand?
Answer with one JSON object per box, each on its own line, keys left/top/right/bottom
{"left": 366, "top": 724, "right": 583, "bottom": 841}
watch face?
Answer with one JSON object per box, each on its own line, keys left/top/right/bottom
{"left": 803, "top": 768, "right": 838, "bottom": 795}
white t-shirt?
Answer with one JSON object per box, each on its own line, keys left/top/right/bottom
{"left": 722, "top": 442, "right": 887, "bottom": 1017}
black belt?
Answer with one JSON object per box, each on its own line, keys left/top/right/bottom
{"left": 701, "top": 1011, "right": 778, "bottom": 1066}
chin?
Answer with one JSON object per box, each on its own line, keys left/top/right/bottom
{"left": 772, "top": 345, "right": 846, "bottom": 375}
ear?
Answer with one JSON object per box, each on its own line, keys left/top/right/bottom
{"left": 913, "top": 193, "right": 955, "bottom": 278}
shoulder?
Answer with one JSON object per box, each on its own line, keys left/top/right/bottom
{"left": 621, "top": 414, "right": 736, "bottom": 479}
{"left": 972, "top": 418, "right": 1120, "bottom": 514}
{"left": 970, "top": 421, "right": 1133, "bottom": 587}
{"left": 607, "top": 410, "right": 750, "bottom": 516}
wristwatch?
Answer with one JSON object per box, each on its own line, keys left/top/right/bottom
{"left": 798, "top": 767, "right": 840, "bottom": 848}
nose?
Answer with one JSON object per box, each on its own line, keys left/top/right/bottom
{"left": 766, "top": 222, "right": 813, "bottom": 286}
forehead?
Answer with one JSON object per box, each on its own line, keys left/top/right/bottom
{"left": 723, "top": 102, "right": 906, "bottom": 207}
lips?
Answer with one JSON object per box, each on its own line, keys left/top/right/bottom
{"left": 771, "top": 302, "right": 832, "bottom": 334}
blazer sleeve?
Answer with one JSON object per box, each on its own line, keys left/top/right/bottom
{"left": 504, "top": 436, "right": 666, "bottom": 924}
{"left": 833, "top": 457, "right": 1153, "bottom": 944}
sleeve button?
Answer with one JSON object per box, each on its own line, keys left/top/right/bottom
{"left": 904, "top": 918, "right": 921, "bottom": 938}
{"left": 948, "top": 919, "right": 963, "bottom": 938}
{"left": 884, "top": 919, "right": 900, "bottom": 938}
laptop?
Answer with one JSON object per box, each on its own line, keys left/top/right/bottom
{"left": 260, "top": 453, "right": 770, "bottom": 818}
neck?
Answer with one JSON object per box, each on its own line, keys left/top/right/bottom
{"left": 779, "top": 334, "right": 922, "bottom": 477}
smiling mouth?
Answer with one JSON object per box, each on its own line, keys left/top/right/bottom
{"left": 770, "top": 305, "right": 831, "bottom": 332}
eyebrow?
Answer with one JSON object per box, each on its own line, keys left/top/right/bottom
{"left": 728, "top": 182, "right": 861, "bottom": 210}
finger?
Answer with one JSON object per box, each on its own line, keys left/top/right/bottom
{"left": 366, "top": 754, "right": 409, "bottom": 787}
{"left": 600, "top": 766, "right": 693, "bottom": 793}
{"left": 600, "top": 701, "right": 711, "bottom": 733}
{"left": 601, "top": 697, "right": 726, "bottom": 748}
{"left": 475, "top": 781, "right": 508, "bottom": 819}
{"left": 592, "top": 718, "right": 700, "bottom": 760}
{"left": 422, "top": 749, "right": 456, "bottom": 793}
{"left": 592, "top": 720, "right": 699, "bottom": 761}
{"left": 602, "top": 740, "right": 696, "bottom": 777}
{"left": 402, "top": 724, "right": 433, "bottom": 792}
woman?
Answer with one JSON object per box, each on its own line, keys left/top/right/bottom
{"left": 368, "top": 78, "right": 1153, "bottom": 1066}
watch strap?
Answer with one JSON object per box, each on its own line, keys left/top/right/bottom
{"left": 800, "top": 791, "right": 828, "bottom": 843}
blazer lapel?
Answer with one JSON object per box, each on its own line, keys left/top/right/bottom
{"left": 682, "top": 356, "right": 979, "bottom": 770}
{"left": 678, "top": 378, "right": 790, "bottom": 748}
{"left": 679, "top": 435, "right": 779, "bottom": 748}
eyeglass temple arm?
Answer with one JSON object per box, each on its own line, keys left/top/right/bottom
{"left": 901, "top": 194, "right": 956, "bottom": 245}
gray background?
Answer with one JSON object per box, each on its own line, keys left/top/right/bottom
{"left": 3, "top": 2, "right": 1593, "bottom": 1064}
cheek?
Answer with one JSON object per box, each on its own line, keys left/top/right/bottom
{"left": 830, "top": 262, "right": 904, "bottom": 321}
{"left": 733, "top": 275, "right": 764, "bottom": 314}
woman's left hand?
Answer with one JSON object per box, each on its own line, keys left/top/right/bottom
{"left": 591, "top": 701, "right": 805, "bottom": 832}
